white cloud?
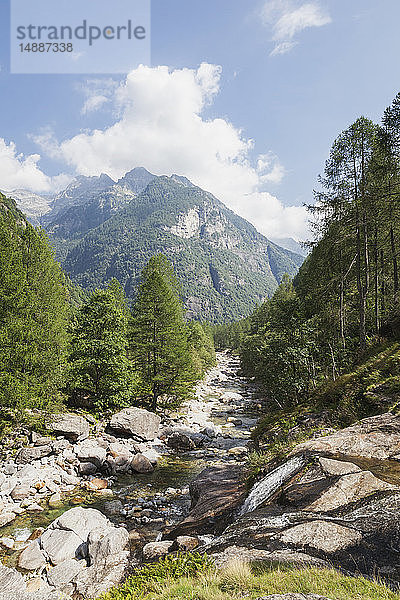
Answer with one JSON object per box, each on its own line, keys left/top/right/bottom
{"left": 37, "top": 63, "right": 308, "bottom": 240}
{"left": 261, "top": 0, "right": 331, "bottom": 56}
{"left": 78, "top": 78, "right": 119, "bottom": 115}
{"left": 270, "top": 41, "right": 298, "bottom": 56}
{"left": 257, "top": 152, "right": 285, "bottom": 184}
{"left": 0, "top": 138, "right": 68, "bottom": 193}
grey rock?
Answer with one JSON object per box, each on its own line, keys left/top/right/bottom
{"left": 88, "top": 526, "right": 129, "bottom": 567}
{"left": 3, "top": 463, "right": 16, "bottom": 475}
{"left": 279, "top": 521, "right": 362, "bottom": 553}
{"left": 47, "top": 413, "right": 89, "bottom": 441}
{"left": 73, "top": 561, "right": 128, "bottom": 599}
{"left": 0, "top": 512, "right": 16, "bottom": 527}
{"left": 143, "top": 540, "right": 173, "bottom": 560}
{"left": 294, "top": 412, "right": 400, "bottom": 460}
{"left": 76, "top": 442, "right": 107, "bottom": 468}
{"left": 109, "top": 407, "right": 161, "bottom": 441}
{"left": 211, "top": 546, "right": 328, "bottom": 568}
{"left": 318, "top": 457, "right": 361, "bottom": 476}
{"left": 47, "top": 558, "right": 86, "bottom": 587}
{"left": 0, "top": 537, "right": 14, "bottom": 549}
{"left": 78, "top": 462, "right": 97, "bottom": 475}
{"left": 131, "top": 453, "right": 154, "bottom": 473}
{"left": 10, "top": 483, "right": 31, "bottom": 500}
{"left": 166, "top": 432, "right": 196, "bottom": 451}
{"left": 18, "top": 540, "right": 46, "bottom": 570}
{"left": 50, "top": 506, "right": 109, "bottom": 542}
{"left": 40, "top": 529, "right": 83, "bottom": 565}
{"left": 306, "top": 470, "right": 399, "bottom": 513}
{"left": 16, "top": 445, "right": 52, "bottom": 464}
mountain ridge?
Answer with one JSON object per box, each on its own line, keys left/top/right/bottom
{"left": 8, "top": 169, "right": 304, "bottom": 322}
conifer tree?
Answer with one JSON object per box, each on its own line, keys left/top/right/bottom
{"left": 131, "top": 255, "right": 195, "bottom": 410}
{"left": 0, "top": 194, "right": 69, "bottom": 410}
{"left": 68, "top": 279, "right": 134, "bottom": 411}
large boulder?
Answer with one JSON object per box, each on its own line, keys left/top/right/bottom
{"left": 15, "top": 445, "right": 52, "bottom": 464}
{"left": 15, "top": 507, "right": 129, "bottom": 598}
{"left": 47, "top": 413, "right": 89, "bottom": 441}
{"left": 76, "top": 440, "right": 107, "bottom": 469}
{"left": 47, "top": 558, "right": 86, "bottom": 587}
{"left": 109, "top": 408, "right": 160, "bottom": 441}
{"left": 294, "top": 412, "right": 400, "bottom": 460}
{"left": 49, "top": 506, "right": 109, "bottom": 541}
{"left": 40, "top": 529, "right": 83, "bottom": 565}
{"left": 165, "top": 465, "right": 247, "bottom": 538}
{"left": 88, "top": 526, "right": 129, "bottom": 567}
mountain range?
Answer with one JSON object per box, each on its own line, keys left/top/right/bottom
{"left": 6, "top": 168, "right": 304, "bottom": 322}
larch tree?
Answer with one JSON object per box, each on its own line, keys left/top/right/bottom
{"left": 130, "top": 255, "right": 195, "bottom": 411}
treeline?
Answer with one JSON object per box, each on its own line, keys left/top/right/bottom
{"left": 0, "top": 195, "right": 215, "bottom": 416}
{"left": 237, "top": 92, "right": 400, "bottom": 409}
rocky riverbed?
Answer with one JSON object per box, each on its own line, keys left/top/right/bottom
{"left": 0, "top": 352, "right": 261, "bottom": 599}
{"left": 2, "top": 352, "right": 400, "bottom": 599}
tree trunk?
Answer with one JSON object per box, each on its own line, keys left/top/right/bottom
{"left": 390, "top": 224, "right": 399, "bottom": 302}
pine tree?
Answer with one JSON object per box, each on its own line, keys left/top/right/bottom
{"left": 130, "top": 255, "right": 195, "bottom": 410}
{"left": 68, "top": 280, "right": 134, "bottom": 412}
{"left": 0, "top": 194, "right": 69, "bottom": 410}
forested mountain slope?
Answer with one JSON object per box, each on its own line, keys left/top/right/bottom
{"left": 10, "top": 171, "right": 304, "bottom": 322}
{"left": 51, "top": 175, "right": 303, "bottom": 321}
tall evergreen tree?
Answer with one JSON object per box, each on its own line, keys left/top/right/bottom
{"left": 68, "top": 280, "right": 134, "bottom": 412}
{"left": 131, "top": 255, "right": 194, "bottom": 410}
{"left": 0, "top": 194, "right": 69, "bottom": 410}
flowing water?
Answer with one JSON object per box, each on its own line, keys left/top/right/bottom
{"left": 0, "top": 352, "right": 261, "bottom": 566}
{"left": 239, "top": 455, "right": 307, "bottom": 515}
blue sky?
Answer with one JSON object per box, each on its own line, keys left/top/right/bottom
{"left": 1, "top": 0, "right": 400, "bottom": 240}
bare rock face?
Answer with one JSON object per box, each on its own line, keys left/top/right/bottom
{"left": 294, "top": 412, "right": 400, "bottom": 460}
{"left": 305, "top": 471, "right": 400, "bottom": 513}
{"left": 47, "top": 413, "right": 90, "bottom": 441}
{"left": 109, "top": 408, "right": 161, "bottom": 441}
{"left": 318, "top": 457, "right": 361, "bottom": 477}
{"left": 279, "top": 521, "right": 362, "bottom": 553}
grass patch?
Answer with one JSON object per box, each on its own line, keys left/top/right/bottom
{"left": 99, "top": 555, "right": 400, "bottom": 600}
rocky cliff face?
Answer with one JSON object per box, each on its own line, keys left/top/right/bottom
{"left": 9, "top": 169, "right": 304, "bottom": 322}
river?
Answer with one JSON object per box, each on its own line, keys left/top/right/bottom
{"left": 0, "top": 352, "right": 261, "bottom": 567}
